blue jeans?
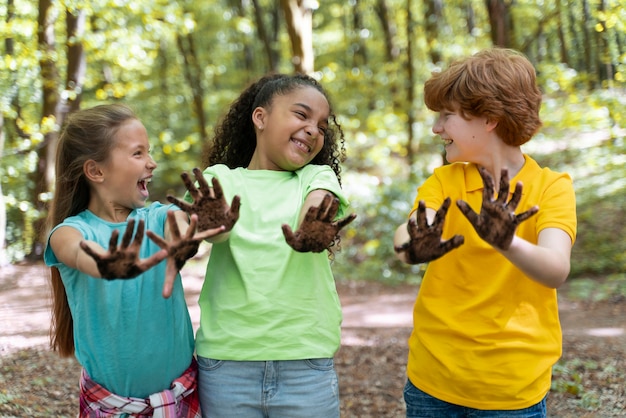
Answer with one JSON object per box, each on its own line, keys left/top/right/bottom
{"left": 404, "top": 379, "right": 547, "bottom": 418}
{"left": 197, "top": 357, "right": 340, "bottom": 418}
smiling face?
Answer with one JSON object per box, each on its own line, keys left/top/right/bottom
{"left": 432, "top": 109, "right": 495, "bottom": 164}
{"left": 89, "top": 119, "right": 157, "bottom": 218}
{"left": 248, "top": 86, "right": 329, "bottom": 171}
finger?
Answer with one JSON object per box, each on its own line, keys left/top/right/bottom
{"left": 303, "top": 204, "right": 319, "bottom": 223}
{"left": 407, "top": 217, "right": 419, "bottom": 238}
{"left": 137, "top": 248, "right": 168, "bottom": 271}
{"left": 210, "top": 176, "right": 225, "bottom": 200}
{"left": 186, "top": 214, "right": 199, "bottom": 239}
{"left": 130, "top": 219, "right": 145, "bottom": 250}
{"left": 166, "top": 211, "right": 182, "bottom": 240}
{"left": 479, "top": 167, "right": 495, "bottom": 202}
{"left": 194, "top": 225, "right": 226, "bottom": 241}
{"left": 441, "top": 234, "right": 465, "bottom": 252}
{"left": 394, "top": 242, "right": 410, "bottom": 253}
{"left": 323, "top": 196, "right": 340, "bottom": 222}
{"left": 496, "top": 169, "right": 510, "bottom": 204}
{"left": 193, "top": 168, "right": 213, "bottom": 197}
{"left": 79, "top": 241, "right": 102, "bottom": 261}
{"left": 106, "top": 229, "right": 120, "bottom": 253}
{"left": 314, "top": 194, "right": 333, "bottom": 220}
{"left": 515, "top": 205, "right": 539, "bottom": 223}
{"left": 506, "top": 182, "right": 523, "bottom": 212}
{"left": 120, "top": 219, "right": 136, "bottom": 249}
{"left": 180, "top": 171, "right": 200, "bottom": 200}
{"left": 229, "top": 195, "right": 241, "bottom": 222}
{"left": 333, "top": 213, "right": 357, "bottom": 230}
{"left": 415, "top": 201, "right": 428, "bottom": 229}
{"left": 281, "top": 224, "right": 297, "bottom": 247}
{"left": 146, "top": 230, "right": 168, "bottom": 249}
{"left": 161, "top": 258, "right": 180, "bottom": 299}
{"left": 456, "top": 200, "right": 479, "bottom": 225}
{"left": 167, "top": 195, "right": 193, "bottom": 213}
{"left": 432, "top": 198, "right": 451, "bottom": 230}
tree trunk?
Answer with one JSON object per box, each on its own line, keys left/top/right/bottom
{"left": 556, "top": 0, "right": 570, "bottom": 66}
{"left": 485, "top": 0, "right": 513, "bottom": 48}
{"left": 405, "top": 0, "right": 415, "bottom": 169}
{"left": 280, "top": 0, "right": 315, "bottom": 74}
{"left": 176, "top": 33, "right": 209, "bottom": 144}
{"left": 251, "top": 0, "right": 278, "bottom": 72}
{"left": 31, "top": 0, "right": 61, "bottom": 259}
{"left": 352, "top": 0, "right": 368, "bottom": 67}
{"left": 62, "top": 8, "right": 87, "bottom": 115}
{"left": 424, "top": 0, "right": 443, "bottom": 64}
{"left": 232, "top": 0, "right": 255, "bottom": 74}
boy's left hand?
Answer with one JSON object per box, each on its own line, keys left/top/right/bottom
{"left": 282, "top": 193, "right": 356, "bottom": 253}
{"left": 147, "top": 211, "right": 225, "bottom": 298}
{"left": 457, "top": 167, "right": 538, "bottom": 250}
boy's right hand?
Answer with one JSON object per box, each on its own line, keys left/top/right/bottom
{"left": 394, "top": 198, "right": 464, "bottom": 264}
{"left": 167, "top": 168, "right": 240, "bottom": 233}
{"left": 79, "top": 218, "right": 167, "bottom": 279}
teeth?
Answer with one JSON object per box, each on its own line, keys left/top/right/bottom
{"left": 443, "top": 139, "right": 453, "bottom": 145}
{"left": 293, "top": 139, "right": 311, "bottom": 152}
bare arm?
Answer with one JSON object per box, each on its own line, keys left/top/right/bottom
{"left": 497, "top": 228, "right": 572, "bottom": 288}
{"left": 51, "top": 219, "right": 167, "bottom": 279}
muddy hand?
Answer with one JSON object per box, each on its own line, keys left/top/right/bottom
{"left": 80, "top": 219, "right": 167, "bottom": 279}
{"left": 167, "top": 168, "right": 240, "bottom": 232}
{"left": 456, "top": 167, "right": 538, "bottom": 250}
{"left": 282, "top": 194, "right": 357, "bottom": 253}
{"left": 394, "top": 198, "right": 464, "bottom": 264}
{"left": 147, "top": 211, "right": 225, "bottom": 298}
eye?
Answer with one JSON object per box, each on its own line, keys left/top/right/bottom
{"left": 294, "top": 111, "right": 307, "bottom": 119}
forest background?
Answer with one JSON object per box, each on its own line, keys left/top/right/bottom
{"left": 0, "top": 0, "right": 625, "bottom": 287}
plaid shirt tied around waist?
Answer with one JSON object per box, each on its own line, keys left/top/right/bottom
{"left": 79, "top": 359, "right": 201, "bottom": 417}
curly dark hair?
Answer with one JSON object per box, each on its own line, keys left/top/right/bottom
{"left": 204, "top": 73, "right": 347, "bottom": 184}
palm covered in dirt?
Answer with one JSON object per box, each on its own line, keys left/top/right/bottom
{"left": 167, "top": 167, "right": 241, "bottom": 233}
{"left": 282, "top": 193, "right": 357, "bottom": 253}
{"left": 456, "top": 167, "right": 538, "bottom": 250}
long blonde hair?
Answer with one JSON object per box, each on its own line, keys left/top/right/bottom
{"left": 48, "top": 104, "right": 138, "bottom": 356}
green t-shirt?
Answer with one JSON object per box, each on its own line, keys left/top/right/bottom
{"left": 193, "top": 164, "right": 349, "bottom": 360}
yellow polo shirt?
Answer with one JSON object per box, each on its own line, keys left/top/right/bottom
{"left": 407, "top": 155, "right": 577, "bottom": 410}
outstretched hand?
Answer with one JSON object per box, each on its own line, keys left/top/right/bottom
{"left": 456, "top": 167, "right": 538, "bottom": 250}
{"left": 80, "top": 218, "right": 167, "bottom": 279}
{"left": 282, "top": 193, "right": 357, "bottom": 253}
{"left": 147, "top": 211, "right": 225, "bottom": 298}
{"left": 394, "top": 198, "right": 464, "bottom": 264}
{"left": 167, "top": 168, "right": 240, "bottom": 233}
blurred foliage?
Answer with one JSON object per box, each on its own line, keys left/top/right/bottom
{"left": 1, "top": 0, "right": 625, "bottom": 286}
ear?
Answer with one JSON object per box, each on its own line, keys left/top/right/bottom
{"left": 252, "top": 107, "right": 266, "bottom": 131}
{"left": 485, "top": 118, "right": 498, "bottom": 132}
{"left": 83, "top": 160, "right": 104, "bottom": 183}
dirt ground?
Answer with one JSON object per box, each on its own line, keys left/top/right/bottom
{"left": 1, "top": 261, "right": 625, "bottom": 417}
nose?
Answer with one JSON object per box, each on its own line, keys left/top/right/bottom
{"left": 304, "top": 124, "right": 318, "bottom": 138}
{"left": 432, "top": 116, "right": 443, "bottom": 134}
{"left": 147, "top": 155, "right": 157, "bottom": 170}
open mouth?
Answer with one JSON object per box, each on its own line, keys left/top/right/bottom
{"left": 443, "top": 138, "right": 453, "bottom": 146}
{"left": 292, "top": 138, "right": 312, "bottom": 153}
{"left": 137, "top": 177, "right": 151, "bottom": 197}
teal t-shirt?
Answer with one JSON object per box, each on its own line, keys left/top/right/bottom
{"left": 193, "top": 164, "right": 348, "bottom": 360}
{"left": 44, "top": 202, "right": 194, "bottom": 398}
